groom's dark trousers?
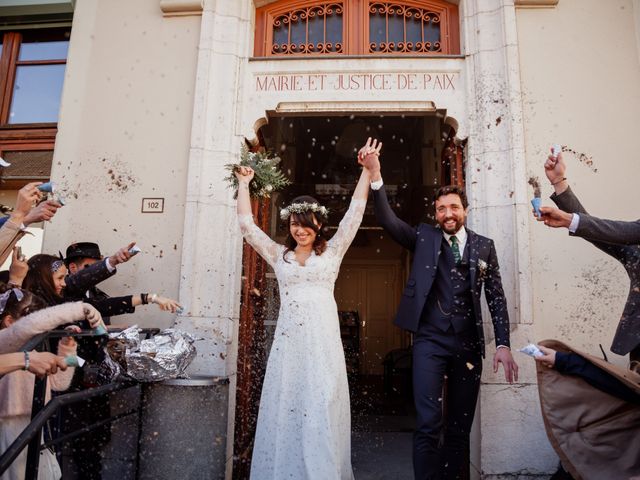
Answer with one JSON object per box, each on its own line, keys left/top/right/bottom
{"left": 412, "top": 236, "right": 482, "bottom": 479}
{"left": 372, "top": 185, "right": 510, "bottom": 480}
{"left": 413, "top": 323, "right": 481, "bottom": 479}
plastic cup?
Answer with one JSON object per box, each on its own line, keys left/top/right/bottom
{"left": 519, "top": 344, "right": 544, "bottom": 358}
{"left": 551, "top": 144, "right": 561, "bottom": 159}
{"left": 65, "top": 355, "right": 86, "bottom": 367}
{"left": 176, "top": 306, "right": 184, "bottom": 315}
{"left": 37, "top": 181, "right": 56, "bottom": 193}
{"left": 531, "top": 197, "right": 541, "bottom": 217}
{"left": 93, "top": 325, "right": 108, "bottom": 336}
{"left": 129, "top": 245, "right": 141, "bottom": 255}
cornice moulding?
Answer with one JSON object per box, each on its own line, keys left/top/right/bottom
{"left": 160, "top": 0, "right": 203, "bottom": 17}
{"left": 514, "top": 0, "right": 559, "bottom": 7}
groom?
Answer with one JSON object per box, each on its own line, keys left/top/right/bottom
{"left": 359, "top": 139, "right": 518, "bottom": 480}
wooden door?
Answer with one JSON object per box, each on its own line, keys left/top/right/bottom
{"left": 335, "top": 261, "right": 404, "bottom": 375}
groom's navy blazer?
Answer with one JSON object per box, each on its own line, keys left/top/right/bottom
{"left": 373, "top": 186, "right": 510, "bottom": 357}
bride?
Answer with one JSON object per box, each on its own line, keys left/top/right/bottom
{"left": 235, "top": 139, "right": 382, "bottom": 479}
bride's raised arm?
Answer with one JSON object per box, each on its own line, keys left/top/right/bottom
{"left": 236, "top": 166, "right": 280, "bottom": 267}
{"left": 327, "top": 162, "right": 375, "bottom": 259}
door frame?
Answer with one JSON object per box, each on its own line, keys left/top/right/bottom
{"left": 233, "top": 117, "right": 466, "bottom": 475}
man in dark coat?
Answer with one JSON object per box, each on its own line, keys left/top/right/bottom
{"left": 64, "top": 241, "right": 135, "bottom": 310}
{"left": 537, "top": 152, "right": 640, "bottom": 372}
{"left": 60, "top": 241, "right": 135, "bottom": 480}
{"left": 358, "top": 139, "right": 518, "bottom": 480}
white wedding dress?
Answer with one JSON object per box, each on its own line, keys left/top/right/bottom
{"left": 238, "top": 197, "right": 366, "bottom": 480}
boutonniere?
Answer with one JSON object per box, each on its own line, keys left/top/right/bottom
{"left": 477, "top": 259, "right": 488, "bottom": 277}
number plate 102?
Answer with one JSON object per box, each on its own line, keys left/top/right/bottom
{"left": 141, "top": 198, "right": 164, "bottom": 213}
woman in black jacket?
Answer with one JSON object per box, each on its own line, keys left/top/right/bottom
{"left": 23, "top": 253, "right": 180, "bottom": 315}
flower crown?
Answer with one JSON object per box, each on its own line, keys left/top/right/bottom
{"left": 280, "top": 202, "right": 329, "bottom": 221}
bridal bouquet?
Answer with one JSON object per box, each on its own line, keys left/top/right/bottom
{"left": 225, "top": 144, "right": 291, "bottom": 199}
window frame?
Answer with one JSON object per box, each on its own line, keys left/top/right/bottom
{"left": 0, "top": 29, "right": 69, "bottom": 188}
{"left": 254, "top": 0, "right": 460, "bottom": 57}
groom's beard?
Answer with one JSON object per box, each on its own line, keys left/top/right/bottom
{"left": 438, "top": 216, "right": 464, "bottom": 235}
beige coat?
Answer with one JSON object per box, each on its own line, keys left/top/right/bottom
{"left": 0, "top": 340, "right": 76, "bottom": 418}
{"left": 536, "top": 339, "right": 640, "bottom": 480}
{"left": 0, "top": 302, "right": 89, "bottom": 354}
{"left": 0, "top": 218, "right": 26, "bottom": 266}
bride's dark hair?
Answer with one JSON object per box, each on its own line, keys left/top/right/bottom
{"left": 283, "top": 195, "right": 328, "bottom": 262}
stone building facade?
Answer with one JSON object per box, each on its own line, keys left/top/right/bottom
{"left": 1, "top": 0, "right": 639, "bottom": 477}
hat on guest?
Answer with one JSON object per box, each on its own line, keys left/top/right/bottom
{"left": 65, "top": 242, "right": 103, "bottom": 264}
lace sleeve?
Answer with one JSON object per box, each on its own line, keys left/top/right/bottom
{"left": 327, "top": 198, "right": 367, "bottom": 259}
{"left": 238, "top": 214, "right": 281, "bottom": 267}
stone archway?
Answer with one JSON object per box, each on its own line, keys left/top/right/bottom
{"left": 178, "top": 2, "right": 543, "bottom": 477}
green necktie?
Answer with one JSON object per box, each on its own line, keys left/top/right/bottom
{"left": 450, "top": 235, "right": 461, "bottom": 264}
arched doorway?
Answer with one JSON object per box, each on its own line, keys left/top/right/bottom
{"left": 233, "top": 112, "right": 464, "bottom": 478}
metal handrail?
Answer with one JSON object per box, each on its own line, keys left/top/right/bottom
{"left": 0, "top": 327, "right": 158, "bottom": 479}
{"left": 0, "top": 380, "right": 137, "bottom": 475}
{"left": 20, "top": 327, "right": 160, "bottom": 352}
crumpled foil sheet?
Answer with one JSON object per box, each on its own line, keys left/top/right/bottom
{"left": 108, "top": 326, "right": 197, "bottom": 382}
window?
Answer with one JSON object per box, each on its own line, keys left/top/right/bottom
{"left": 0, "top": 28, "right": 70, "bottom": 188}
{"left": 272, "top": 3, "right": 344, "bottom": 54}
{"left": 369, "top": 2, "right": 443, "bottom": 53}
{"left": 254, "top": 0, "right": 459, "bottom": 57}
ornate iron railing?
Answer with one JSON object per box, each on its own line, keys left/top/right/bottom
{"left": 256, "top": 0, "right": 458, "bottom": 57}
{"left": 271, "top": 2, "right": 344, "bottom": 55}
{"left": 368, "top": 2, "right": 441, "bottom": 53}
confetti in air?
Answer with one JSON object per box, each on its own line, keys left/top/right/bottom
{"left": 561, "top": 146, "right": 598, "bottom": 173}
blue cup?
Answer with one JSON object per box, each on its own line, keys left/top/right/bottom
{"left": 531, "top": 197, "right": 542, "bottom": 217}
{"left": 65, "top": 355, "right": 80, "bottom": 367}
{"left": 37, "top": 181, "right": 56, "bottom": 193}
{"left": 93, "top": 325, "right": 108, "bottom": 336}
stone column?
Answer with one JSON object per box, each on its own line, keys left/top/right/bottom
{"left": 173, "top": 0, "right": 252, "bottom": 477}
{"left": 461, "top": 0, "right": 557, "bottom": 477}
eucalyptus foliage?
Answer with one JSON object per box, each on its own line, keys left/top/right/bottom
{"left": 225, "top": 145, "right": 291, "bottom": 199}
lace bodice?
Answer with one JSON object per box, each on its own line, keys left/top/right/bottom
{"left": 237, "top": 198, "right": 367, "bottom": 292}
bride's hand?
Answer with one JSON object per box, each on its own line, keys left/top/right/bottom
{"left": 234, "top": 166, "right": 255, "bottom": 184}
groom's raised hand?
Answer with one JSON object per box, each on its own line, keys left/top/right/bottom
{"left": 493, "top": 347, "right": 519, "bottom": 384}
